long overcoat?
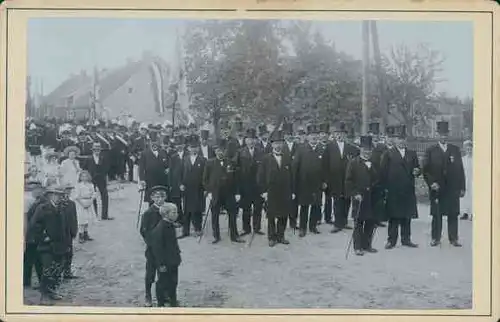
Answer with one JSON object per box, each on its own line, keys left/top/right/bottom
{"left": 345, "top": 156, "right": 380, "bottom": 221}
{"left": 181, "top": 155, "right": 206, "bottom": 214}
{"left": 169, "top": 152, "right": 187, "bottom": 199}
{"left": 257, "top": 153, "right": 293, "bottom": 219}
{"left": 292, "top": 144, "right": 328, "bottom": 206}
{"left": 235, "top": 146, "right": 264, "bottom": 207}
{"left": 380, "top": 147, "right": 420, "bottom": 219}
{"left": 202, "top": 157, "right": 238, "bottom": 204}
{"left": 324, "top": 141, "right": 359, "bottom": 197}
{"left": 138, "top": 149, "right": 170, "bottom": 201}
{"left": 422, "top": 144, "right": 465, "bottom": 217}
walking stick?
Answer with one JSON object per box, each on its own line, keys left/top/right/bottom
{"left": 198, "top": 198, "right": 212, "bottom": 244}
{"left": 345, "top": 197, "right": 361, "bottom": 260}
{"left": 136, "top": 189, "right": 145, "bottom": 229}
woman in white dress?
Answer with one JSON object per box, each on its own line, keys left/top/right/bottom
{"left": 41, "top": 151, "right": 61, "bottom": 187}
{"left": 59, "top": 146, "right": 82, "bottom": 188}
{"left": 460, "top": 140, "right": 473, "bottom": 220}
{"left": 71, "top": 170, "right": 98, "bottom": 243}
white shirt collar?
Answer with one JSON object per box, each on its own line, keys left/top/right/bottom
{"left": 439, "top": 142, "right": 448, "bottom": 152}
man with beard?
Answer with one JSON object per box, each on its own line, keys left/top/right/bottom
{"left": 236, "top": 128, "right": 265, "bottom": 237}
{"left": 257, "top": 124, "right": 273, "bottom": 154}
{"left": 179, "top": 135, "right": 206, "bottom": 238}
{"left": 324, "top": 122, "right": 359, "bottom": 234}
{"left": 380, "top": 125, "right": 420, "bottom": 249}
{"left": 259, "top": 131, "right": 294, "bottom": 247}
{"left": 369, "top": 122, "right": 388, "bottom": 228}
{"left": 292, "top": 124, "right": 327, "bottom": 237}
{"left": 139, "top": 138, "right": 170, "bottom": 205}
{"left": 202, "top": 138, "right": 244, "bottom": 244}
{"left": 282, "top": 122, "right": 299, "bottom": 230}
{"left": 199, "top": 129, "right": 215, "bottom": 160}
{"left": 168, "top": 135, "right": 187, "bottom": 227}
{"left": 345, "top": 136, "right": 379, "bottom": 256}
{"left": 423, "top": 121, "right": 466, "bottom": 247}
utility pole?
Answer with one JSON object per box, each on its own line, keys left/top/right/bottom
{"left": 370, "top": 21, "right": 388, "bottom": 133}
{"left": 361, "top": 20, "right": 370, "bottom": 135}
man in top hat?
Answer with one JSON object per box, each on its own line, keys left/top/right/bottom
{"left": 235, "top": 128, "right": 265, "bottom": 237}
{"left": 202, "top": 138, "right": 244, "bottom": 244}
{"left": 258, "top": 130, "right": 294, "bottom": 247}
{"left": 199, "top": 129, "right": 215, "bottom": 160}
{"left": 87, "top": 142, "right": 113, "bottom": 220}
{"left": 139, "top": 185, "right": 169, "bottom": 307}
{"left": 345, "top": 136, "right": 380, "bottom": 256}
{"left": 257, "top": 124, "right": 273, "bottom": 154}
{"left": 380, "top": 125, "right": 420, "bottom": 249}
{"left": 324, "top": 122, "right": 360, "bottom": 232}
{"left": 319, "top": 123, "right": 330, "bottom": 146}
{"left": 423, "top": 121, "right": 466, "bottom": 247}
{"left": 369, "top": 122, "right": 389, "bottom": 228}
{"left": 168, "top": 135, "right": 187, "bottom": 226}
{"left": 179, "top": 135, "right": 206, "bottom": 238}
{"left": 28, "top": 185, "right": 67, "bottom": 304}
{"left": 139, "top": 137, "right": 170, "bottom": 205}
{"left": 282, "top": 122, "right": 299, "bottom": 229}
{"left": 292, "top": 124, "right": 327, "bottom": 237}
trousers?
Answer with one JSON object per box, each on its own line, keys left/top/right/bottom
{"left": 268, "top": 217, "right": 287, "bottom": 241}
{"left": 23, "top": 243, "right": 43, "bottom": 286}
{"left": 156, "top": 266, "right": 179, "bottom": 307}
{"left": 353, "top": 219, "right": 376, "bottom": 250}
{"left": 431, "top": 214, "right": 459, "bottom": 242}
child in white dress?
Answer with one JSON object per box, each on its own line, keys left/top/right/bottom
{"left": 71, "top": 170, "right": 98, "bottom": 243}
{"left": 460, "top": 140, "right": 473, "bottom": 220}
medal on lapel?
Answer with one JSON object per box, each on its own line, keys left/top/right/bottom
{"left": 450, "top": 156, "right": 455, "bottom": 163}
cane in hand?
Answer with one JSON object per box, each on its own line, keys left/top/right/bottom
{"left": 345, "top": 197, "right": 361, "bottom": 260}
{"left": 198, "top": 198, "right": 213, "bottom": 244}
{"left": 136, "top": 188, "right": 145, "bottom": 229}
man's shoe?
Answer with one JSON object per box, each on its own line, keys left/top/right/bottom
{"left": 211, "top": 238, "right": 221, "bottom": 244}
{"left": 254, "top": 231, "right": 265, "bottom": 236}
{"left": 239, "top": 231, "right": 251, "bottom": 237}
{"left": 330, "top": 227, "right": 342, "bottom": 234}
{"left": 278, "top": 239, "right": 290, "bottom": 245}
{"left": 430, "top": 240, "right": 441, "bottom": 247}
{"left": 402, "top": 242, "right": 418, "bottom": 248}
{"left": 354, "top": 249, "right": 364, "bottom": 256}
{"left": 299, "top": 229, "right": 306, "bottom": 238}
{"left": 385, "top": 242, "right": 396, "bottom": 249}
{"left": 268, "top": 240, "right": 277, "bottom": 247}
{"left": 450, "top": 240, "right": 463, "bottom": 247}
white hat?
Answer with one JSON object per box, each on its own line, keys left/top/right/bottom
{"left": 29, "top": 123, "right": 37, "bottom": 130}
{"left": 75, "top": 125, "right": 86, "bottom": 135}
{"left": 139, "top": 122, "right": 148, "bottom": 130}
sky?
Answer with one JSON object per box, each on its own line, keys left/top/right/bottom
{"left": 28, "top": 18, "right": 473, "bottom": 99}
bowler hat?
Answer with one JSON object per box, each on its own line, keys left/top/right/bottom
{"left": 246, "top": 128, "right": 257, "bottom": 139}
{"left": 307, "top": 124, "right": 318, "bottom": 135}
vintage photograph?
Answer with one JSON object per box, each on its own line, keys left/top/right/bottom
{"left": 22, "top": 17, "right": 473, "bottom": 309}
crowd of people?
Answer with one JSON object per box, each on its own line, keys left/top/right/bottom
{"left": 22, "top": 115, "right": 473, "bottom": 307}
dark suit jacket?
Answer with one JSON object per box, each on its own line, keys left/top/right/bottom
{"left": 138, "top": 149, "right": 170, "bottom": 187}
{"left": 139, "top": 205, "right": 162, "bottom": 247}
{"left": 203, "top": 157, "right": 238, "bottom": 202}
{"left": 324, "top": 140, "right": 360, "bottom": 197}
{"left": 235, "top": 146, "right": 264, "bottom": 201}
{"left": 345, "top": 156, "right": 380, "bottom": 221}
{"left": 86, "top": 153, "right": 109, "bottom": 185}
{"left": 150, "top": 220, "right": 182, "bottom": 268}
{"left": 292, "top": 143, "right": 328, "bottom": 205}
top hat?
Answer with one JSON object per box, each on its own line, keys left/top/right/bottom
{"left": 297, "top": 127, "right": 306, "bottom": 135}
{"left": 334, "top": 122, "right": 348, "bottom": 133}
{"left": 44, "top": 185, "right": 65, "bottom": 195}
{"left": 395, "top": 125, "right": 407, "bottom": 138}
{"left": 386, "top": 126, "right": 396, "bottom": 137}
{"left": 188, "top": 134, "right": 200, "bottom": 147}
{"left": 172, "top": 135, "right": 186, "bottom": 146}
{"left": 258, "top": 124, "right": 268, "bottom": 135}
{"left": 319, "top": 123, "right": 330, "bottom": 133}
{"left": 246, "top": 128, "right": 257, "bottom": 139}
{"left": 214, "top": 138, "right": 227, "bottom": 150}
{"left": 436, "top": 121, "right": 449, "bottom": 134}
{"left": 307, "top": 124, "right": 318, "bottom": 135}
{"left": 235, "top": 121, "right": 244, "bottom": 132}
{"left": 200, "top": 129, "right": 209, "bottom": 140}
{"left": 282, "top": 123, "right": 293, "bottom": 135}
{"left": 369, "top": 122, "right": 380, "bottom": 135}
{"left": 359, "top": 135, "right": 373, "bottom": 150}
{"left": 270, "top": 130, "right": 284, "bottom": 143}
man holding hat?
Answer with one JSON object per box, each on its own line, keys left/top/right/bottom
{"left": 139, "top": 185, "right": 170, "bottom": 307}
{"left": 28, "top": 184, "right": 67, "bottom": 304}
{"left": 345, "top": 135, "right": 379, "bottom": 256}
{"left": 202, "top": 138, "right": 244, "bottom": 244}
{"left": 235, "top": 128, "right": 265, "bottom": 237}
{"left": 423, "top": 121, "right": 466, "bottom": 247}
{"left": 292, "top": 124, "right": 327, "bottom": 237}
{"left": 259, "top": 130, "right": 294, "bottom": 246}
{"left": 324, "top": 122, "right": 360, "bottom": 233}
{"left": 87, "top": 142, "right": 112, "bottom": 220}
{"left": 138, "top": 137, "right": 170, "bottom": 205}
{"left": 380, "top": 125, "right": 420, "bottom": 249}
